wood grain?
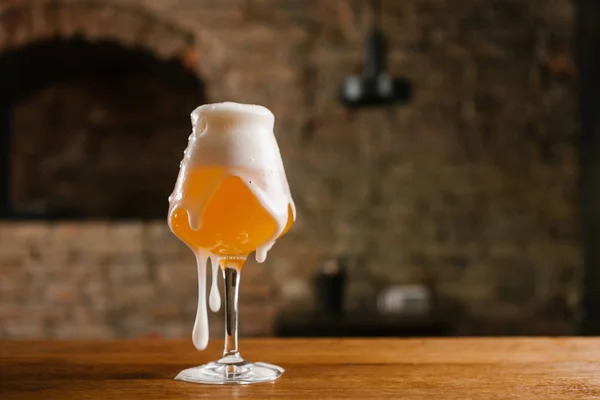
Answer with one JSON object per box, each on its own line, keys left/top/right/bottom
{"left": 2, "top": 338, "right": 600, "bottom": 399}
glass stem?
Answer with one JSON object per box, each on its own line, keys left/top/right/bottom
{"left": 221, "top": 262, "right": 243, "bottom": 363}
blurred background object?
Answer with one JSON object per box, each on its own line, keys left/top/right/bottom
{"left": 338, "top": 0, "right": 412, "bottom": 108}
{"left": 0, "top": 0, "right": 581, "bottom": 339}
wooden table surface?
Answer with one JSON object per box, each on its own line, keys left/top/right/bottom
{"left": 2, "top": 338, "right": 600, "bottom": 399}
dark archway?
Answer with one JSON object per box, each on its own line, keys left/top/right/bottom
{"left": 0, "top": 38, "right": 204, "bottom": 219}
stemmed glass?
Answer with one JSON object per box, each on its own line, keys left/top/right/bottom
{"left": 167, "top": 102, "right": 294, "bottom": 384}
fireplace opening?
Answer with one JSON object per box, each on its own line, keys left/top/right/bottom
{"left": 0, "top": 38, "right": 204, "bottom": 220}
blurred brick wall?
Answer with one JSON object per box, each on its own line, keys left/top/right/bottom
{"left": 0, "top": 0, "right": 578, "bottom": 338}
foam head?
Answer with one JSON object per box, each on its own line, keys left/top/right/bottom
{"left": 169, "top": 102, "right": 295, "bottom": 260}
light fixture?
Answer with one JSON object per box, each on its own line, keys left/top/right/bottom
{"left": 339, "top": 0, "right": 411, "bottom": 108}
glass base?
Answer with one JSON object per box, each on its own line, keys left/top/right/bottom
{"left": 174, "top": 360, "right": 284, "bottom": 385}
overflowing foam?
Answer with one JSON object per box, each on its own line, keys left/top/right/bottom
{"left": 208, "top": 255, "right": 220, "bottom": 312}
{"left": 168, "top": 102, "right": 295, "bottom": 350}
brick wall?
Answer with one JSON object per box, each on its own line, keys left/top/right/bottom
{"left": 0, "top": 0, "right": 578, "bottom": 338}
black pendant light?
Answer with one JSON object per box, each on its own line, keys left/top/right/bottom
{"left": 339, "top": 0, "right": 411, "bottom": 108}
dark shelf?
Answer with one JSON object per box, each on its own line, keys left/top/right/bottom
{"left": 275, "top": 313, "right": 450, "bottom": 338}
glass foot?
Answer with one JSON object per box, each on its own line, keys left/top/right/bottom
{"left": 175, "top": 360, "right": 284, "bottom": 385}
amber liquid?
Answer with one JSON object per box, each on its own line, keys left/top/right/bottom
{"left": 170, "top": 166, "right": 293, "bottom": 258}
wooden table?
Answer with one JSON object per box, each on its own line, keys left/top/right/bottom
{"left": 2, "top": 338, "right": 600, "bottom": 399}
